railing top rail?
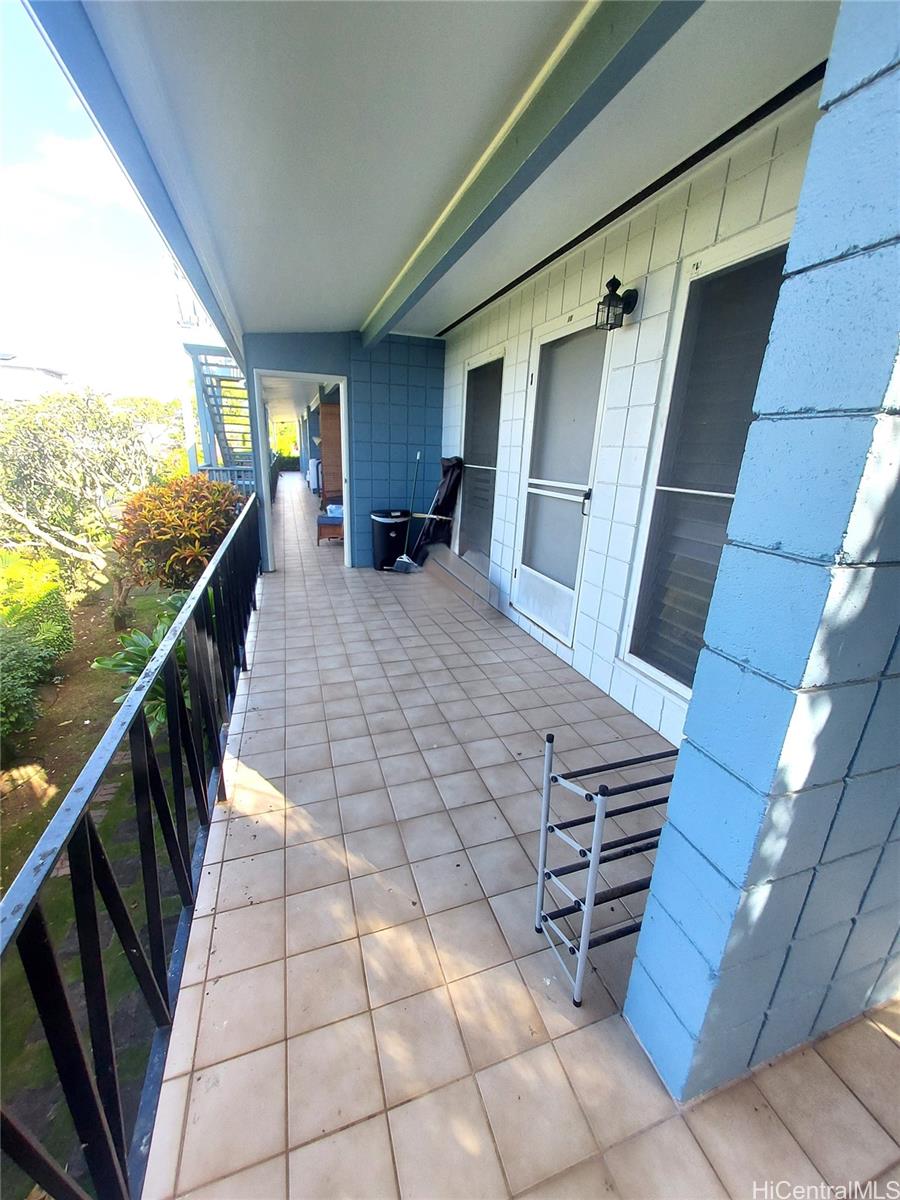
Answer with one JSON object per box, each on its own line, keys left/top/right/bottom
{"left": 0, "top": 492, "right": 259, "bottom": 955}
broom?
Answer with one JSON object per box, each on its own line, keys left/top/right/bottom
{"left": 391, "top": 451, "right": 422, "bottom": 574}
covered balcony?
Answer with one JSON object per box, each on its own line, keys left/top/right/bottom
{"left": 3, "top": 1, "right": 898, "bottom": 1197}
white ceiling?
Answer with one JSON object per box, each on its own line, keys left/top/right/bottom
{"left": 84, "top": 0, "right": 580, "bottom": 338}
{"left": 84, "top": 0, "right": 837, "bottom": 345}
{"left": 260, "top": 375, "right": 322, "bottom": 420}
{"left": 400, "top": 0, "right": 839, "bottom": 335}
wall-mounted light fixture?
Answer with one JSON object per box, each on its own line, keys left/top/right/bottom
{"left": 595, "top": 276, "right": 639, "bottom": 331}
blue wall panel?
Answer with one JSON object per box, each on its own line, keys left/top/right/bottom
{"left": 244, "top": 332, "right": 445, "bottom": 567}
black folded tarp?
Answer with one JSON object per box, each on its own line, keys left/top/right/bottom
{"left": 411, "top": 456, "right": 463, "bottom": 564}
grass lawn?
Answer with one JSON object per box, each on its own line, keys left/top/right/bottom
{"left": 1, "top": 587, "right": 165, "bottom": 891}
{"left": 1, "top": 583, "right": 185, "bottom": 1198}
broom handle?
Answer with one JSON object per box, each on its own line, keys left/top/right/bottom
{"left": 403, "top": 452, "right": 421, "bottom": 557}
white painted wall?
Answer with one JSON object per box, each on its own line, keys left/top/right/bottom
{"left": 441, "top": 88, "right": 821, "bottom": 745}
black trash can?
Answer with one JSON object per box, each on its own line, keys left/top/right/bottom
{"left": 371, "top": 510, "right": 410, "bottom": 570}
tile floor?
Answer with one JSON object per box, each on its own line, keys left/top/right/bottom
{"left": 143, "top": 475, "right": 900, "bottom": 1200}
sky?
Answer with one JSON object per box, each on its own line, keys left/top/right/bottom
{"left": 0, "top": 0, "right": 218, "bottom": 401}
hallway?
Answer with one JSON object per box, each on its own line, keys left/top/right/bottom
{"left": 142, "top": 474, "right": 900, "bottom": 1200}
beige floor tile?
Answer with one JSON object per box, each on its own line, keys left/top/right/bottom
{"left": 334, "top": 760, "right": 385, "bottom": 795}
{"left": 411, "top": 849, "right": 485, "bottom": 914}
{"left": 331, "top": 734, "right": 377, "bottom": 767}
{"left": 450, "top": 960, "right": 548, "bottom": 1069}
{"left": 487, "top": 888, "right": 544, "bottom": 959}
{"left": 286, "top": 881, "right": 356, "bottom": 955}
{"left": 179, "top": 1043, "right": 286, "bottom": 1193}
{"left": 516, "top": 947, "right": 616, "bottom": 1038}
{"left": 517, "top": 1154, "right": 620, "bottom": 1199}
{"left": 287, "top": 1014, "right": 384, "bottom": 1148}
{"left": 816, "top": 1017, "right": 900, "bottom": 1141}
{"left": 284, "top": 768, "right": 337, "bottom": 806}
{"left": 361, "top": 918, "right": 443, "bottom": 1007}
{"left": 165, "top": 984, "right": 202, "bottom": 1080}
{"left": 285, "top": 835, "right": 348, "bottom": 894}
{"left": 143, "top": 1074, "right": 189, "bottom": 1200}
{"left": 345, "top": 823, "right": 407, "bottom": 877}
{"left": 372, "top": 728, "right": 419, "bottom": 757}
{"left": 868, "top": 997, "right": 900, "bottom": 1046}
{"left": 195, "top": 959, "right": 285, "bottom": 1068}
{"left": 605, "top": 1116, "right": 726, "bottom": 1200}
{"left": 284, "top": 799, "right": 342, "bottom": 845}
{"left": 477, "top": 1043, "right": 596, "bottom": 1193}
{"left": 287, "top": 939, "right": 368, "bottom": 1036}
{"left": 338, "top": 788, "right": 394, "bottom": 832}
{"left": 381, "top": 750, "right": 430, "bottom": 785}
{"left": 192, "top": 862, "right": 220, "bottom": 919}
{"left": 422, "top": 743, "right": 473, "bottom": 776}
{"left": 373, "top": 985, "right": 470, "bottom": 1106}
{"left": 495, "top": 792, "right": 542, "bottom": 835}
{"left": 388, "top": 777, "right": 445, "bottom": 819}
{"left": 352, "top": 864, "right": 422, "bottom": 934}
{"left": 285, "top": 721, "right": 329, "bottom": 749}
{"left": 400, "top": 811, "right": 463, "bottom": 861}
{"left": 178, "top": 1154, "right": 286, "bottom": 1200}
{"left": 181, "top": 915, "right": 213, "bottom": 988}
{"left": 468, "top": 838, "right": 534, "bottom": 895}
{"left": 686, "top": 1078, "right": 823, "bottom": 1196}
{"left": 389, "top": 1078, "right": 508, "bottom": 1200}
{"left": 451, "top": 801, "right": 515, "bottom": 848}
{"left": 225, "top": 811, "right": 285, "bottom": 860}
{"left": 288, "top": 1114, "right": 397, "bottom": 1200}
{"left": 216, "top": 849, "right": 285, "bottom": 912}
{"left": 209, "top": 898, "right": 285, "bottom": 977}
{"left": 436, "top": 769, "right": 492, "bottom": 808}
{"left": 554, "top": 1016, "right": 674, "bottom": 1149}
{"left": 283, "top": 741, "right": 332, "bottom": 775}
{"left": 464, "top": 737, "right": 514, "bottom": 768}
{"left": 241, "top": 727, "right": 287, "bottom": 756}
{"left": 429, "top": 900, "right": 512, "bottom": 983}
{"left": 479, "top": 762, "right": 533, "bottom": 800}
{"left": 754, "top": 1047, "right": 899, "bottom": 1184}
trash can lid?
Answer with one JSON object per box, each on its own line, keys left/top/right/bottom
{"left": 371, "top": 510, "right": 410, "bottom": 522}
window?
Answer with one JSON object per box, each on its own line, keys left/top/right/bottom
{"left": 631, "top": 246, "right": 786, "bottom": 688}
{"left": 458, "top": 357, "right": 503, "bottom": 575}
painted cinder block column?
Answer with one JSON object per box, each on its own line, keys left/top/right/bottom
{"left": 624, "top": 0, "right": 900, "bottom": 1100}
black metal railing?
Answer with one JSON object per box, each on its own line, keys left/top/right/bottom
{"left": 0, "top": 494, "right": 261, "bottom": 1200}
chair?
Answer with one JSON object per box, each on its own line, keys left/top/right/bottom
{"left": 316, "top": 476, "right": 344, "bottom": 546}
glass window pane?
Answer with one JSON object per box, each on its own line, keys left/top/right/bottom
{"left": 530, "top": 326, "right": 606, "bottom": 485}
{"left": 660, "top": 247, "right": 787, "bottom": 494}
{"left": 522, "top": 493, "right": 583, "bottom": 589}
{"left": 464, "top": 359, "right": 503, "bottom": 468}
{"left": 631, "top": 491, "right": 731, "bottom": 687}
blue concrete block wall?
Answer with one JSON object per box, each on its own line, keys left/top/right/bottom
{"left": 624, "top": 0, "right": 900, "bottom": 1101}
{"left": 348, "top": 333, "right": 445, "bottom": 567}
{"left": 244, "top": 332, "right": 445, "bottom": 568}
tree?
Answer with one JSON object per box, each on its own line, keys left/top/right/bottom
{"left": 0, "top": 391, "right": 184, "bottom": 598}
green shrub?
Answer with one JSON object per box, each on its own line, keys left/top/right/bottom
{"left": 92, "top": 594, "right": 189, "bottom": 733}
{"left": 0, "top": 552, "right": 74, "bottom": 659}
{"left": 0, "top": 620, "right": 55, "bottom": 743}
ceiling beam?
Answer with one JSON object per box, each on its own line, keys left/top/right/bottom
{"left": 360, "top": 0, "right": 702, "bottom": 348}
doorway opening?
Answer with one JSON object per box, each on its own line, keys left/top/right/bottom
{"left": 253, "top": 369, "right": 351, "bottom": 569}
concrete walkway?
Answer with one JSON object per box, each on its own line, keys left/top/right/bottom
{"left": 142, "top": 473, "right": 900, "bottom": 1200}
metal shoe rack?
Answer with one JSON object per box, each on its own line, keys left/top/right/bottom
{"left": 533, "top": 733, "right": 678, "bottom": 1006}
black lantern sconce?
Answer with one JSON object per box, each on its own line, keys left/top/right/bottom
{"left": 595, "top": 276, "right": 639, "bottom": 331}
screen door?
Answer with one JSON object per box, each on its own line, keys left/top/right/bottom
{"left": 513, "top": 324, "right": 606, "bottom": 643}
{"left": 458, "top": 357, "right": 503, "bottom": 576}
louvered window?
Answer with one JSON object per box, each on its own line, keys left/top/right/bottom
{"left": 631, "top": 246, "right": 786, "bottom": 688}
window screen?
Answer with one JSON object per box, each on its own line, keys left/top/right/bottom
{"left": 459, "top": 358, "right": 503, "bottom": 574}
{"left": 631, "top": 246, "right": 786, "bottom": 687}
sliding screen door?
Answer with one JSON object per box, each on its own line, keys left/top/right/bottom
{"left": 631, "top": 246, "right": 787, "bottom": 687}
{"left": 513, "top": 324, "right": 606, "bottom": 644}
{"left": 458, "top": 358, "right": 503, "bottom": 576}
